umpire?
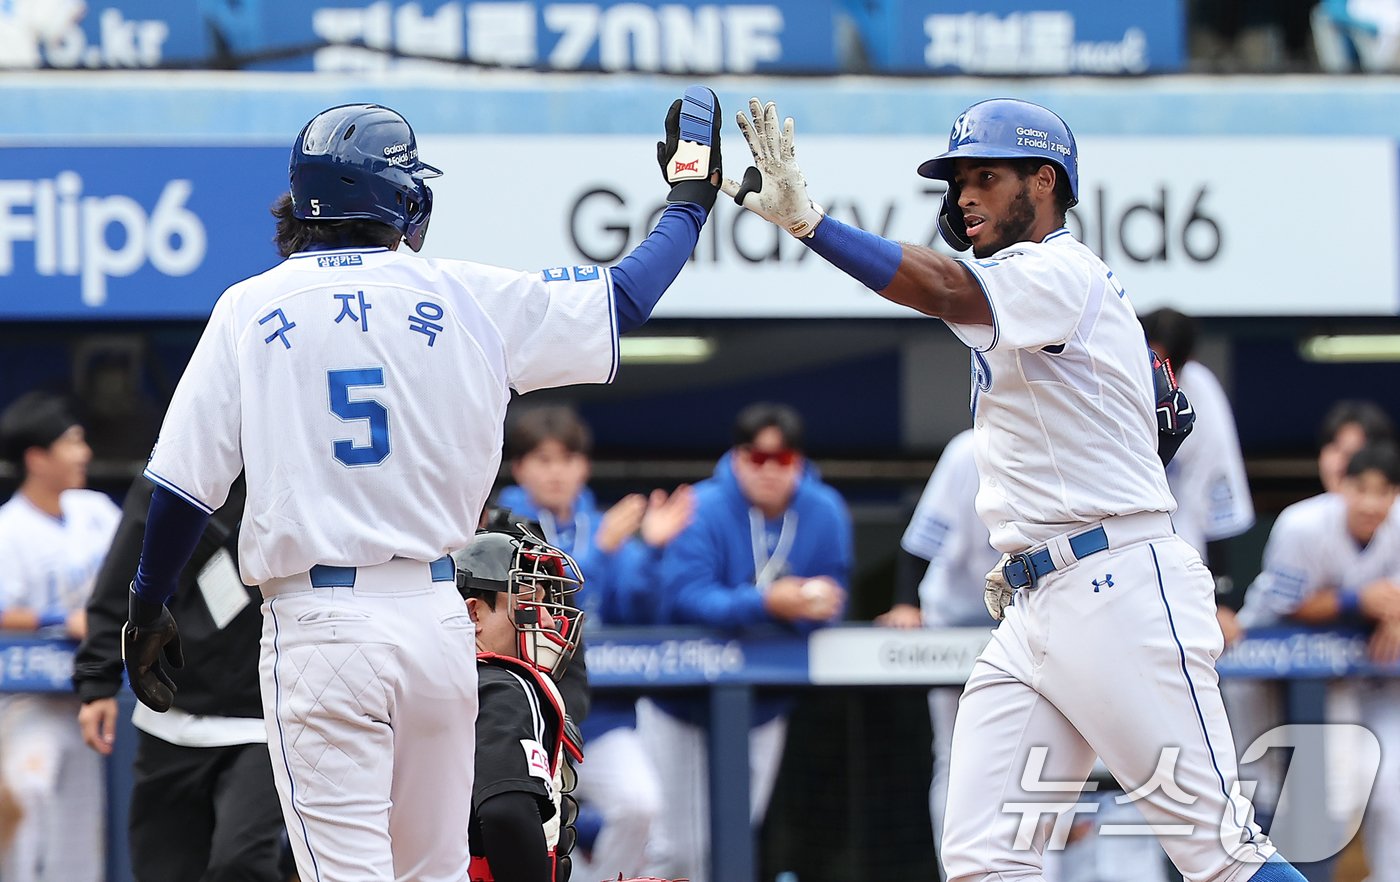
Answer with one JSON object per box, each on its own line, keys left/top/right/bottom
{"left": 74, "top": 475, "right": 285, "bottom": 882}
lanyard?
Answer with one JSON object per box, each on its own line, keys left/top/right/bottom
{"left": 537, "top": 509, "right": 590, "bottom": 557}
{"left": 749, "top": 508, "right": 797, "bottom": 589}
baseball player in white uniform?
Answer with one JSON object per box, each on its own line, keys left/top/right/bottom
{"left": 1236, "top": 441, "right": 1400, "bottom": 879}
{"left": 1161, "top": 363, "right": 1254, "bottom": 564}
{"left": 724, "top": 96, "right": 1305, "bottom": 882}
{"left": 1139, "top": 309, "right": 1254, "bottom": 596}
{"left": 118, "top": 91, "right": 724, "bottom": 882}
{"left": 883, "top": 430, "right": 1167, "bottom": 882}
{"left": 0, "top": 391, "right": 120, "bottom": 882}
{"left": 877, "top": 428, "right": 1001, "bottom": 875}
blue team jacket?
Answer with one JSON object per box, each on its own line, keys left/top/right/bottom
{"left": 494, "top": 484, "right": 661, "bottom": 740}
{"left": 654, "top": 452, "right": 853, "bottom": 725}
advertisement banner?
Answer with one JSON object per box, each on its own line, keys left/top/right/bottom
{"left": 868, "top": 0, "right": 1185, "bottom": 75}
{"left": 1, "top": 136, "right": 1393, "bottom": 319}
{"left": 420, "top": 134, "right": 1399, "bottom": 318}
{"left": 0, "top": 146, "right": 286, "bottom": 319}
{"left": 0, "top": 0, "right": 836, "bottom": 73}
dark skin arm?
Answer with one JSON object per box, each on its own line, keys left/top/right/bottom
{"left": 878, "top": 245, "right": 993, "bottom": 325}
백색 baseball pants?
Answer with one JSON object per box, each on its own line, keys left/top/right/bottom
{"left": 567, "top": 723, "right": 662, "bottom": 881}
{"left": 259, "top": 557, "right": 479, "bottom": 882}
{"left": 941, "top": 513, "right": 1276, "bottom": 882}
{"left": 0, "top": 693, "right": 104, "bottom": 882}
{"left": 932, "top": 687, "right": 1067, "bottom": 882}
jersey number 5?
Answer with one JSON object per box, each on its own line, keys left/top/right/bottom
{"left": 328, "top": 368, "right": 391, "bottom": 467}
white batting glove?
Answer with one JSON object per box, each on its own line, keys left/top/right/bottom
{"left": 984, "top": 554, "right": 1015, "bottom": 622}
{"left": 720, "top": 98, "right": 826, "bottom": 239}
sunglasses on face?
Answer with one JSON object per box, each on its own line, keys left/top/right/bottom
{"left": 742, "top": 446, "right": 798, "bottom": 467}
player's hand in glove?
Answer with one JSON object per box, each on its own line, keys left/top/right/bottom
{"left": 1151, "top": 351, "right": 1194, "bottom": 467}
{"left": 984, "top": 554, "right": 1015, "bottom": 622}
{"left": 657, "top": 85, "right": 722, "bottom": 212}
{"left": 122, "top": 586, "right": 184, "bottom": 712}
{"left": 721, "top": 98, "right": 826, "bottom": 238}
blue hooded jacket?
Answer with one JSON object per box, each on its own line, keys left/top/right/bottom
{"left": 653, "top": 451, "right": 853, "bottom": 724}
{"left": 494, "top": 484, "right": 662, "bottom": 740}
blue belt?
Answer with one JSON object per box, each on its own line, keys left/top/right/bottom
{"left": 1002, "top": 526, "right": 1110, "bottom": 590}
{"left": 309, "top": 555, "right": 455, "bottom": 588}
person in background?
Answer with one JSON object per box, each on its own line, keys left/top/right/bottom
{"left": 0, "top": 391, "right": 119, "bottom": 882}
{"left": 74, "top": 474, "right": 286, "bottom": 882}
{"left": 874, "top": 428, "right": 1013, "bottom": 880}
{"left": 1221, "top": 399, "right": 1397, "bottom": 841}
{"left": 1140, "top": 307, "right": 1255, "bottom": 645}
{"left": 639, "top": 402, "right": 851, "bottom": 882}
{"left": 1317, "top": 400, "right": 1395, "bottom": 494}
{"left": 1236, "top": 441, "right": 1400, "bottom": 879}
{"left": 495, "top": 405, "right": 692, "bottom": 881}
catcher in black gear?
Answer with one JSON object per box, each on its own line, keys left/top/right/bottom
{"left": 457, "top": 524, "right": 586, "bottom": 882}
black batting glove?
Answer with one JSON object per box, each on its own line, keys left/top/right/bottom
{"left": 122, "top": 586, "right": 184, "bottom": 712}
{"left": 657, "top": 85, "right": 721, "bottom": 212}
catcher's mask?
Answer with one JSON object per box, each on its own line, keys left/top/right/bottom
{"left": 454, "top": 525, "right": 584, "bottom": 681}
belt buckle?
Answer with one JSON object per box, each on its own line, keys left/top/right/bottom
{"left": 1003, "top": 552, "right": 1036, "bottom": 590}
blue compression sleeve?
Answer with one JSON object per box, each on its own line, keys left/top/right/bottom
{"left": 132, "top": 485, "right": 211, "bottom": 605}
{"left": 609, "top": 202, "right": 707, "bottom": 333}
{"left": 803, "top": 214, "right": 904, "bottom": 292}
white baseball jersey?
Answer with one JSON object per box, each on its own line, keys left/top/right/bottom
{"left": 945, "top": 229, "right": 1175, "bottom": 552}
{"left": 1166, "top": 361, "right": 1254, "bottom": 557}
{"left": 0, "top": 488, "right": 118, "bottom": 882}
{"left": 902, "top": 429, "right": 1000, "bottom": 627}
{"left": 145, "top": 247, "right": 617, "bottom": 585}
{"left": 0, "top": 490, "right": 119, "bottom": 614}
{"left": 1238, "top": 492, "right": 1400, "bottom": 628}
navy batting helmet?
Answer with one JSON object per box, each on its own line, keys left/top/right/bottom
{"left": 918, "top": 99, "right": 1078, "bottom": 251}
{"left": 289, "top": 104, "right": 442, "bottom": 252}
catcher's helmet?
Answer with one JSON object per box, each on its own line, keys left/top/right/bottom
{"left": 454, "top": 526, "right": 585, "bottom": 681}
{"left": 917, "top": 99, "right": 1078, "bottom": 251}
{"left": 289, "top": 104, "right": 442, "bottom": 252}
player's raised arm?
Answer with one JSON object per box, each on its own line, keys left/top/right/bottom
{"left": 721, "top": 97, "right": 996, "bottom": 325}
{"left": 607, "top": 85, "right": 722, "bottom": 333}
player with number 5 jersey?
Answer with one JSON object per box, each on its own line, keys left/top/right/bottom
{"left": 122, "top": 91, "right": 724, "bottom": 882}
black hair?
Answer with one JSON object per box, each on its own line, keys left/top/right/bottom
{"left": 270, "top": 192, "right": 402, "bottom": 258}
{"left": 1318, "top": 400, "right": 1396, "bottom": 450}
{"left": 505, "top": 406, "right": 593, "bottom": 460}
{"left": 1006, "top": 157, "right": 1074, "bottom": 222}
{"left": 1139, "top": 308, "right": 1198, "bottom": 369}
{"left": 465, "top": 586, "right": 500, "bottom": 610}
{"left": 0, "top": 391, "right": 79, "bottom": 480}
{"left": 733, "top": 402, "right": 805, "bottom": 450}
{"left": 1345, "top": 440, "right": 1400, "bottom": 485}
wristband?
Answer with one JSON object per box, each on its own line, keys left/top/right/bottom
{"left": 38, "top": 610, "right": 66, "bottom": 629}
{"left": 1338, "top": 587, "right": 1362, "bottom": 616}
{"left": 804, "top": 214, "right": 903, "bottom": 292}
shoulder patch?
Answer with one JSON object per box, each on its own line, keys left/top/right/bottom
{"left": 541, "top": 267, "right": 570, "bottom": 282}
